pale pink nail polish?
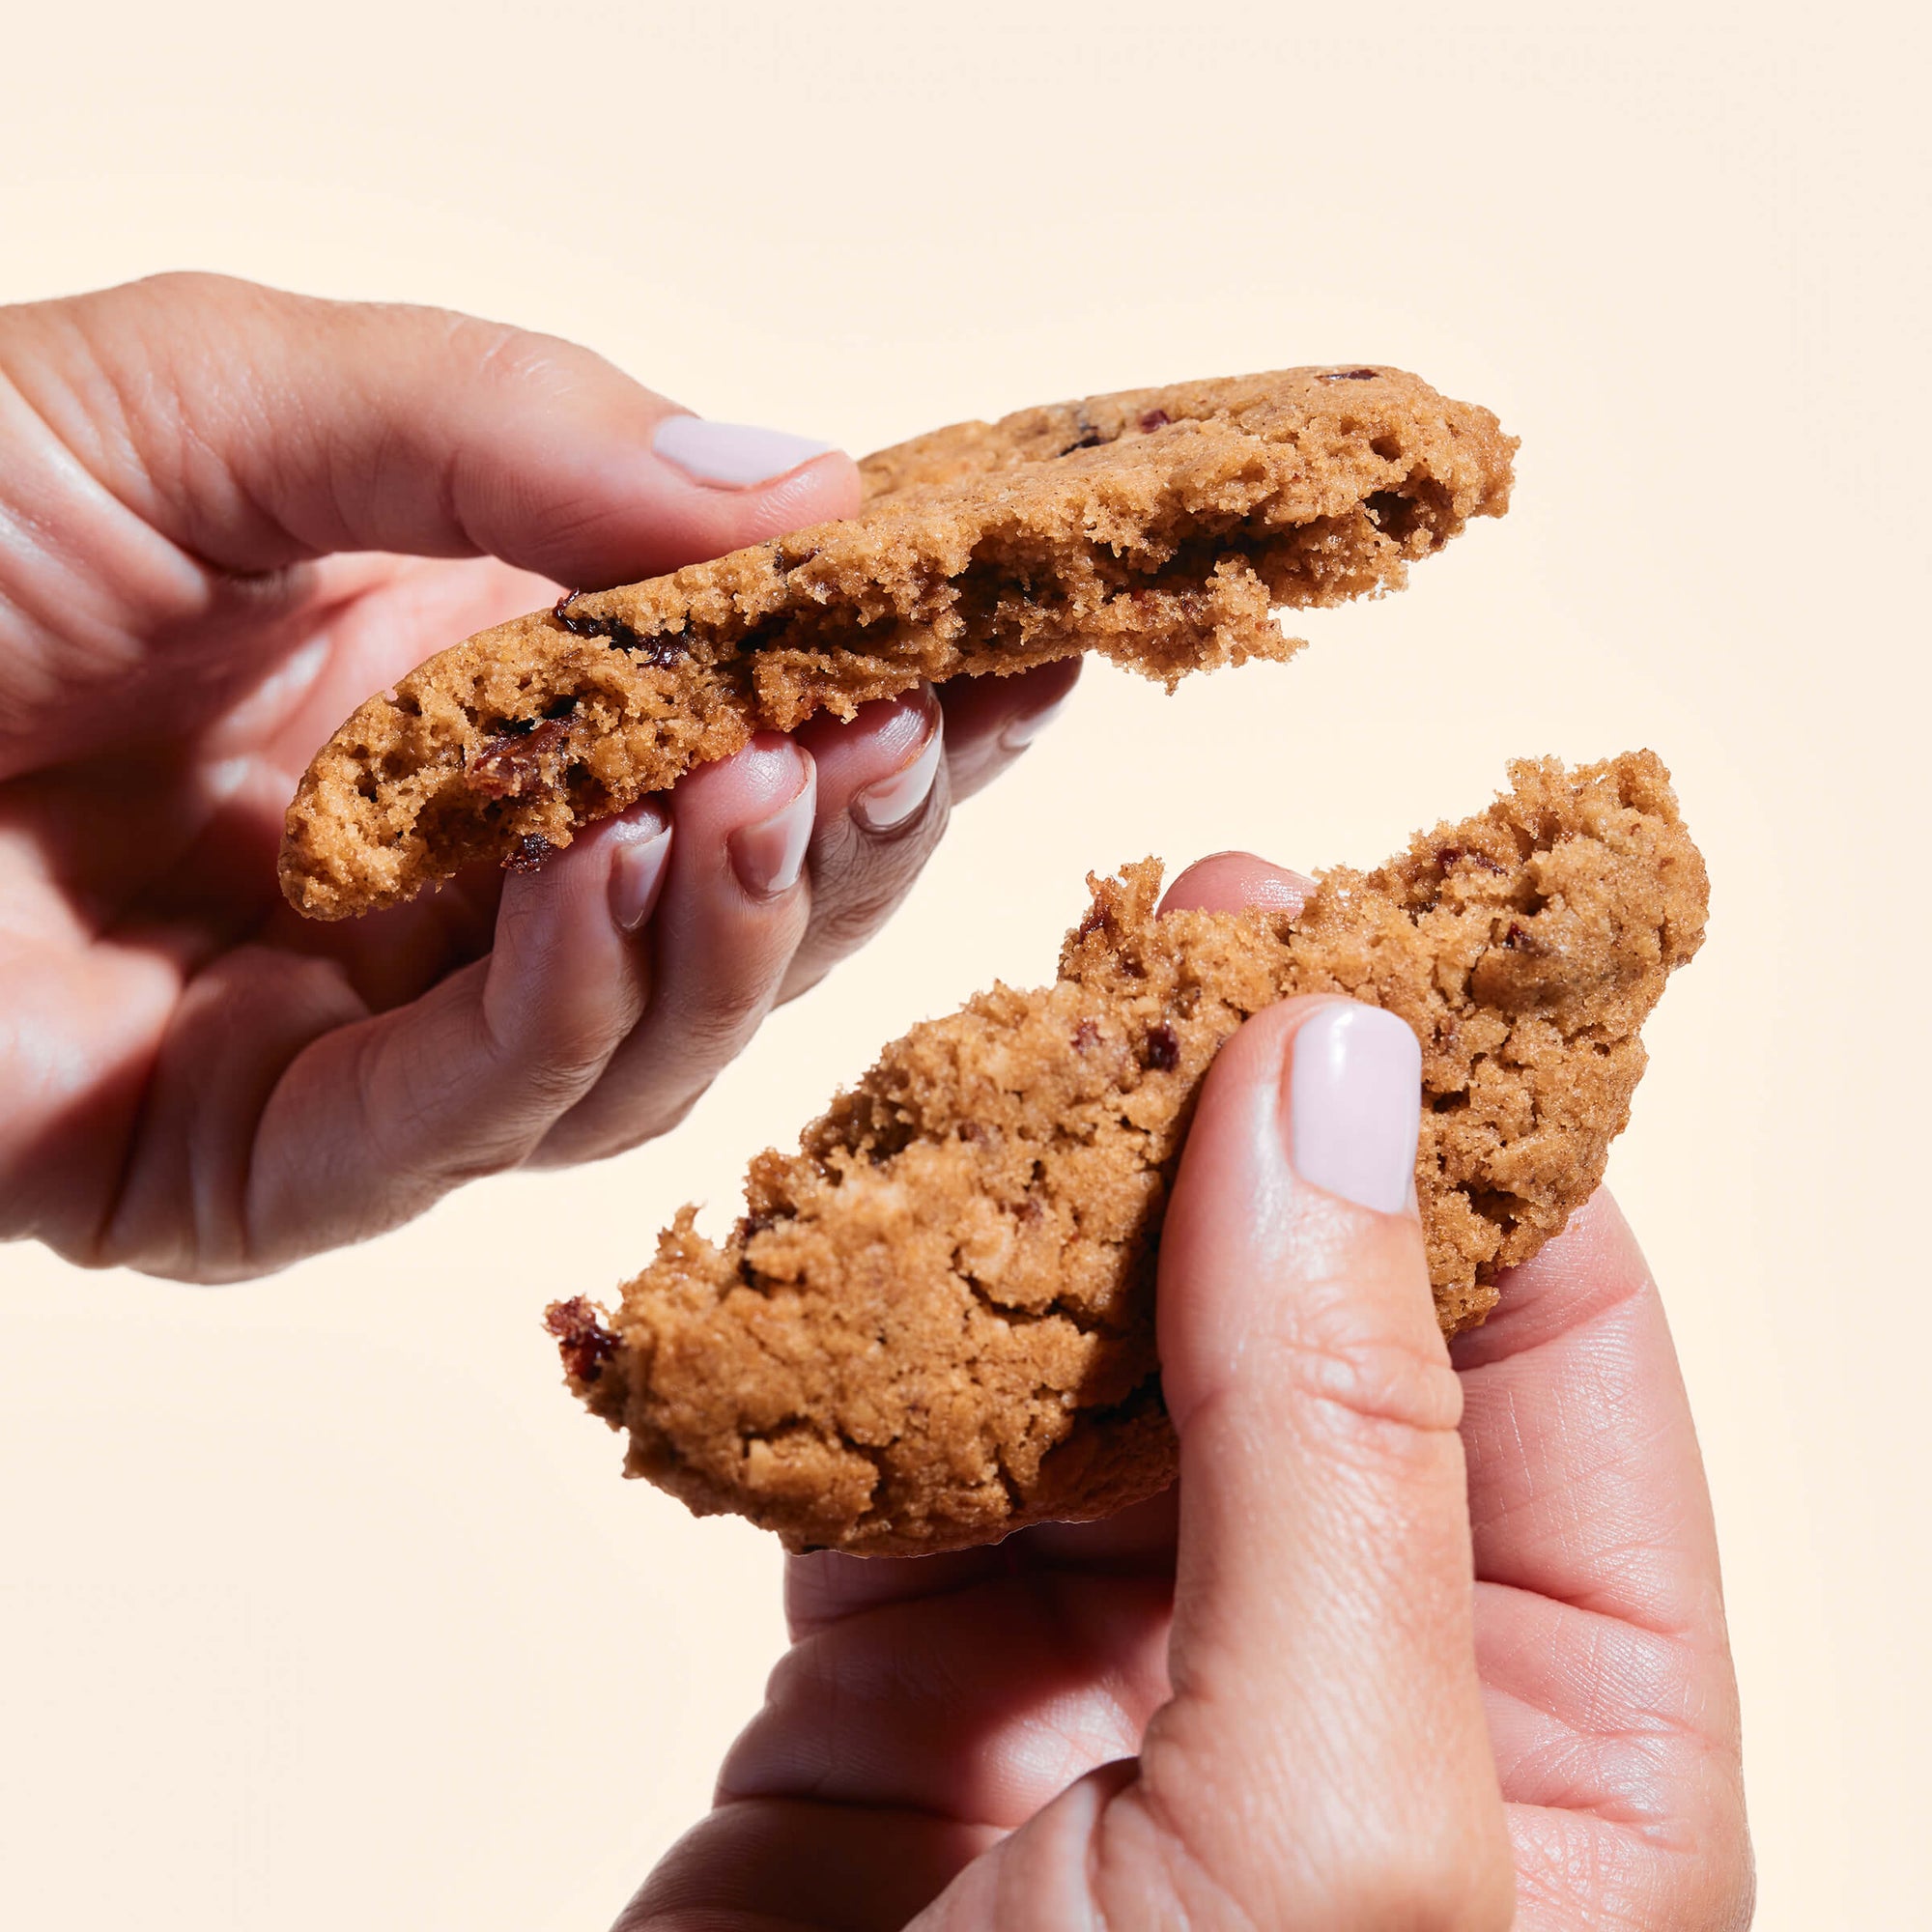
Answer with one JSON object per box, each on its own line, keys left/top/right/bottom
{"left": 1000, "top": 690, "right": 1071, "bottom": 753}
{"left": 851, "top": 715, "right": 943, "bottom": 834}
{"left": 728, "top": 754, "right": 816, "bottom": 897}
{"left": 608, "top": 807, "right": 672, "bottom": 931}
{"left": 1288, "top": 1003, "right": 1422, "bottom": 1214}
{"left": 653, "top": 415, "right": 834, "bottom": 488}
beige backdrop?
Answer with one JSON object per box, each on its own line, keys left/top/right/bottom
{"left": 2, "top": 3, "right": 1923, "bottom": 1926}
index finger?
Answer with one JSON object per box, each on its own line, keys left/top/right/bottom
{"left": 1455, "top": 1188, "right": 1732, "bottom": 1638}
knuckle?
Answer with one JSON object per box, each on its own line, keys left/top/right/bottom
{"left": 1128, "top": 1762, "right": 1510, "bottom": 1932}
{"left": 492, "top": 993, "right": 627, "bottom": 1091}
{"left": 676, "top": 980, "right": 775, "bottom": 1063}
{"left": 1719, "top": 1859, "right": 1757, "bottom": 1931}
{"left": 1339, "top": 1839, "right": 1515, "bottom": 1931}
{"left": 448, "top": 313, "right": 576, "bottom": 397}
{"left": 517, "top": 1043, "right": 613, "bottom": 1110}
{"left": 485, "top": 1009, "right": 624, "bottom": 1123}
{"left": 128, "top": 268, "right": 261, "bottom": 312}
{"left": 533, "top": 1077, "right": 710, "bottom": 1172}
{"left": 805, "top": 881, "right": 905, "bottom": 959}
{"left": 1276, "top": 1314, "right": 1463, "bottom": 1444}
{"left": 443, "top": 312, "right": 529, "bottom": 370}
{"left": 1682, "top": 1793, "right": 1757, "bottom": 1932}
{"left": 532, "top": 1061, "right": 730, "bottom": 1167}
{"left": 475, "top": 986, "right": 628, "bottom": 1113}
{"left": 642, "top": 1084, "right": 707, "bottom": 1140}
{"left": 357, "top": 1017, "right": 530, "bottom": 1182}
{"left": 809, "top": 824, "right": 945, "bottom": 955}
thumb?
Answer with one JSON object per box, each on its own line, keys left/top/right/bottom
{"left": 3, "top": 271, "right": 859, "bottom": 583}
{"left": 1127, "top": 997, "right": 1512, "bottom": 1927}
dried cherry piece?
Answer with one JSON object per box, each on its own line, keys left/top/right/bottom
{"left": 1138, "top": 409, "right": 1171, "bottom": 432}
{"left": 505, "top": 833, "right": 558, "bottom": 873}
{"left": 544, "top": 1297, "right": 619, "bottom": 1383}
{"left": 1144, "top": 1023, "right": 1181, "bottom": 1071}
{"left": 552, "top": 590, "right": 691, "bottom": 667}
{"left": 468, "top": 717, "right": 574, "bottom": 800}
{"left": 1057, "top": 409, "right": 1109, "bottom": 456}
{"left": 1318, "top": 367, "right": 1379, "bottom": 382}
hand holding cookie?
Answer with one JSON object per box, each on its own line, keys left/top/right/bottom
{"left": 0, "top": 271, "right": 1751, "bottom": 1925}
{"left": 621, "top": 894, "right": 1750, "bottom": 1929}
{"left": 0, "top": 273, "right": 1077, "bottom": 1275}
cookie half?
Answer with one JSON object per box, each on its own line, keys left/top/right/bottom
{"left": 547, "top": 752, "right": 1708, "bottom": 1556}
{"left": 280, "top": 366, "right": 1514, "bottom": 917}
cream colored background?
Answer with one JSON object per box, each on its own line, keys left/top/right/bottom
{"left": 1, "top": 3, "right": 1922, "bottom": 1925}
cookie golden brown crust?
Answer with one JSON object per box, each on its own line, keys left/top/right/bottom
{"left": 280, "top": 366, "right": 1514, "bottom": 917}
{"left": 549, "top": 753, "right": 1707, "bottom": 1557}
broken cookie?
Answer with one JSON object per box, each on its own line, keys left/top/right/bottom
{"left": 547, "top": 752, "right": 1707, "bottom": 1556}
{"left": 280, "top": 365, "right": 1514, "bottom": 917}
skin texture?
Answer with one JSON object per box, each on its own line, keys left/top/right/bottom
{"left": 619, "top": 861, "right": 1752, "bottom": 1932}
{"left": 0, "top": 273, "right": 1080, "bottom": 1276}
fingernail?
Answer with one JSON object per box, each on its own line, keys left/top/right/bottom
{"left": 999, "top": 690, "right": 1072, "bottom": 753}
{"left": 1287, "top": 1003, "right": 1421, "bottom": 1214}
{"left": 728, "top": 752, "right": 816, "bottom": 898}
{"left": 654, "top": 415, "right": 834, "bottom": 488}
{"left": 607, "top": 805, "right": 672, "bottom": 932}
{"left": 850, "top": 709, "right": 943, "bottom": 835}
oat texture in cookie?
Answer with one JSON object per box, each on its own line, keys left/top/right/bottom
{"left": 281, "top": 366, "right": 1515, "bottom": 917}
{"left": 548, "top": 752, "right": 1708, "bottom": 1556}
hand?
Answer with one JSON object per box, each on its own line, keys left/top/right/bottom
{"left": 625, "top": 858, "right": 1752, "bottom": 1931}
{"left": 0, "top": 273, "right": 1077, "bottom": 1278}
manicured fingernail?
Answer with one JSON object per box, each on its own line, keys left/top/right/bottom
{"left": 999, "top": 690, "right": 1072, "bottom": 753}
{"left": 728, "top": 752, "right": 816, "bottom": 897}
{"left": 607, "top": 805, "right": 671, "bottom": 932}
{"left": 653, "top": 415, "right": 834, "bottom": 488}
{"left": 1287, "top": 1003, "right": 1421, "bottom": 1214}
{"left": 851, "top": 710, "right": 943, "bottom": 835}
